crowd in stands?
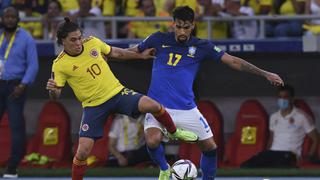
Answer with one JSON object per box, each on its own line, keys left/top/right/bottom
{"left": 0, "top": 0, "right": 320, "bottom": 40}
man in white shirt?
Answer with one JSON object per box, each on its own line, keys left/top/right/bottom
{"left": 107, "top": 114, "right": 150, "bottom": 167}
{"left": 241, "top": 85, "right": 319, "bottom": 168}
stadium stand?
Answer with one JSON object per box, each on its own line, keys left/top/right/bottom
{"left": 178, "top": 100, "right": 224, "bottom": 167}
{"left": 21, "top": 101, "right": 71, "bottom": 168}
{"left": 73, "top": 115, "right": 114, "bottom": 167}
{"left": 0, "top": 112, "right": 11, "bottom": 167}
{"left": 222, "top": 99, "right": 269, "bottom": 167}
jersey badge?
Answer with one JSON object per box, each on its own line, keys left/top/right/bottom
{"left": 187, "top": 46, "right": 196, "bottom": 58}
{"left": 90, "top": 49, "right": 99, "bottom": 58}
{"left": 81, "top": 124, "right": 89, "bottom": 132}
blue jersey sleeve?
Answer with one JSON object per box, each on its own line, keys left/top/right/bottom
{"left": 203, "top": 42, "right": 225, "bottom": 63}
{"left": 137, "top": 32, "right": 160, "bottom": 52}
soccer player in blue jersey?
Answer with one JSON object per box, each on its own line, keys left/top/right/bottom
{"left": 128, "top": 6, "right": 284, "bottom": 180}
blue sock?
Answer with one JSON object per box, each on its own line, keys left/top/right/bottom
{"left": 147, "top": 144, "right": 169, "bottom": 170}
{"left": 200, "top": 148, "right": 217, "bottom": 180}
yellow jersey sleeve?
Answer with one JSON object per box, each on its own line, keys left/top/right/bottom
{"left": 52, "top": 57, "right": 67, "bottom": 87}
{"left": 95, "top": 37, "right": 111, "bottom": 56}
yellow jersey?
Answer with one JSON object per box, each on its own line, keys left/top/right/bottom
{"left": 52, "top": 36, "right": 124, "bottom": 107}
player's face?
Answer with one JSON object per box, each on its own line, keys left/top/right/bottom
{"left": 173, "top": 19, "right": 194, "bottom": 43}
{"left": 62, "top": 30, "right": 83, "bottom": 55}
{"left": 2, "top": 7, "right": 19, "bottom": 32}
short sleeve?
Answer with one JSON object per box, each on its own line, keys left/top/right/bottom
{"left": 137, "top": 32, "right": 159, "bottom": 52}
{"left": 52, "top": 62, "right": 67, "bottom": 87}
{"left": 269, "top": 113, "right": 277, "bottom": 131}
{"left": 203, "top": 41, "right": 225, "bottom": 62}
{"left": 96, "top": 37, "right": 111, "bottom": 55}
{"left": 301, "top": 113, "right": 315, "bottom": 133}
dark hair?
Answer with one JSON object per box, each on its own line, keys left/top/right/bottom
{"left": 278, "top": 84, "right": 295, "bottom": 97}
{"left": 49, "top": 0, "right": 62, "bottom": 12}
{"left": 172, "top": 6, "right": 194, "bottom": 22}
{"left": 2, "top": 5, "right": 19, "bottom": 18}
{"left": 56, "top": 17, "right": 81, "bottom": 45}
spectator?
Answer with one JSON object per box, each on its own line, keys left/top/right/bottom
{"left": 0, "top": 0, "right": 11, "bottom": 16}
{"left": 107, "top": 114, "right": 150, "bottom": 167}
{"left": 266, "top": 0, "right": 305, "bottom": 37}
{"left": 127, "top": 0, "right": 169, "bottom": 39}
{"left": 69, "top": 0, "right": 105, "bottom": 39}
{"left": 42, "top": 0, "right": 64, "bottom": 40}
{"left": 241, "top": 85, "right": 319, "bottom": 168}
{"left": 0, "top": 6, "right": 38, "bottom": 178}
{"left": 58, "top": 0, "right": 79, "bottom": 12}
{"left": 195, "top": 0, "right": 229, "bottom": 39}
{"left": 303, "top": 0, "right": 320, "bottom": 35}
{"left": 225, "top": 0, "right": 258, "bottom": 39}
{"left": 18, "top": 2, "right": 43, "bottom": 39}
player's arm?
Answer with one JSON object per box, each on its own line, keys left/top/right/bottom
{"left": 46, "top": 78, "right": 62, "bottom": 100}
{"left": 266, "top": 131, "right": 274, "bottom": 149}
{"left": 127, "top": 45, "right": 139, "bottom": 53}
{"left": 306, "top": 129, "right": 319, "bottom": 158}
{"left": 220, "top": 53, "right": 284, "bottom": 86}
{"left": 108, "top": 137, "right": 128, "bottom": 166}
{"left": 107, "top": 46, "right": 155, "bottom": 61}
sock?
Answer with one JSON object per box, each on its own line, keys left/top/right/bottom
{"left": 200, "top": 149, "right": 217, "bottom": 180}
{"left": 72, "top": 156, "right": 87, "bottom": 180}
{"left": 152, "top": 106, "right": 176, "bottom": 133}
{"left": 147, "top": 144, "right": 169, "bottom": 170}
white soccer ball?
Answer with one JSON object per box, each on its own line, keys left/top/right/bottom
{"left": 171, "top": 159, "right": 198, "bottom": 180}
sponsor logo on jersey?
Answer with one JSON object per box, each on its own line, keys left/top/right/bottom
{"left": 72, "top": 65, "right": 78, "bottom": 71}
{"left": 214, "top": 46, "right": 222, "bottom": 52}
{"left": 162, "top": 44, "right": 171, "bottom": 48}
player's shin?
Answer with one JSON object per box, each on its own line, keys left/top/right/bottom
{"left": 72, "top": 156, "right": 87, "bottom": 180}
{"left": 200, "top": 148, "right": 217, "bottom": 180}
{"left": 152, "top": 106, "right": 177, "bottom": 133}
{"left": 147, "top": 144, "right": 169, "bottom": 170}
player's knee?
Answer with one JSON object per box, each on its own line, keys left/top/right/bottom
{"left": 139, "top": 96, "right": 161, "bottom": 113}
{"left": 145, "top": 129, "right": 162, "bottom": 148}
{"left": 76, "top": 147, "right": 90, "bottom": 160}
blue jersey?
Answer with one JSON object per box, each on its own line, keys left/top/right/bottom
{"left": 138, "top": 32, "right": 225, "bottom": 110}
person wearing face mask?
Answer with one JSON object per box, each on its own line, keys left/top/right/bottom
{"left": 241, "top": 85, "right": 319, "bottom": 168}
{"left": 0, "top": 6, "right": 39, "bottom": 178}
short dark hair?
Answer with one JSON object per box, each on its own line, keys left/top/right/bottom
{"left": 278, "top": 84, "right": 295, "bottom": 97}
{"left": 2, "top": 6, "right": 19, "bottom": 18}
{"left": 56, "top": 17, "right": 81, "bottom": 45}
{"left": 172, "top": 6, "right": 194, "bottom": 22}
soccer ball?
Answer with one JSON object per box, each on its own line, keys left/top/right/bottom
{"left": 171, "top": 159, "right": 198, "bottom": 180}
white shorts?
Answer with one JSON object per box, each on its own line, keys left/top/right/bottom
{"left": 144, "top": 107, "right": 213, "bottom": 141}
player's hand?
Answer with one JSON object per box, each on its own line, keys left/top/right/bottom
{"left": 46, "top": 78, "right": 58, "bottom": 92}
{"left": 9, "top": 84, "right": 26, "bottom": 99}
{"left": 265, "top": 72, "right": 284, "bottom": 86}
{"left": 141, "top": 48, "right": 156, "bottom": 60}
{"left": 117, "top": 155, "right": 128, "bottom": 167}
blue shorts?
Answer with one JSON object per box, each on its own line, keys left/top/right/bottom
{"left": 79, "top": 88, "right": 143, "bottom": 139}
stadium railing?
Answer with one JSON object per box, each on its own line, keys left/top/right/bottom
{"left": 20, "top": 15, "right": 320, "bottom": 55}
{"left": 20, "top": 15, "right": 320, "bottom": 40}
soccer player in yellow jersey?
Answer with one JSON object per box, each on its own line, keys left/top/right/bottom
{"left": 46, "top": 17, "right": 198, "bottom": 180}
